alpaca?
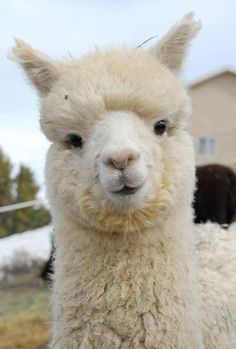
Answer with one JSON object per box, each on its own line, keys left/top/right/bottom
{"left": 10, "top": 13, "right": 236, "bottom": 349}
{"left": 194, "top": 164, "right": 236, "bottom": 225}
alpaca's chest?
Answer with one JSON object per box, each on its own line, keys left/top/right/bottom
{"left": 53, "top": 246, "right": 201, "bottom": 348}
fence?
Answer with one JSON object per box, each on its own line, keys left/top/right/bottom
{"left": 0, "top": 200, "right": 42, "bottom": 213}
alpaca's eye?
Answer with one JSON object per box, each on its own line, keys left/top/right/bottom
{"left": 67, "top": 134, "right": 83, "bottom": 148}
{"left": 153, "top": 119, "right": 167, "bottom": 136}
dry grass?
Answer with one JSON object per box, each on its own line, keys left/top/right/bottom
{"left": 0, "top": 284, "right": 51, "bottom": 349}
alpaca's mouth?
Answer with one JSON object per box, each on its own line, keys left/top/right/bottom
{"left": 112, "top": 185, "right": 141, "bottom": 196}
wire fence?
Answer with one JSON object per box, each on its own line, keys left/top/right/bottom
{"left": 0, "top": 200, "right": 42, "bottom": 213}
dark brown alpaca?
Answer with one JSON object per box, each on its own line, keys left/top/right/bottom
{"left": 194, "top": 164, "right": 236, "bottom": 225}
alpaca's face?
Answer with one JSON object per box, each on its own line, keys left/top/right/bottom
{"left": 42, "top": 50, "right": 195, "bottom": 232}
{"left": 11, "top": 14, "right": 200, "bottom": 232}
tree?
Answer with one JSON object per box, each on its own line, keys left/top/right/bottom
{"left": 11, "top": 165, "right": 51, "bottom": 234}
{"left": 0, "top": 149, "right": 13, "bottom": 237}
{"left": 0, "top": 148, "right": 51, "bottom": 237}
{"left": 15, "top": 165, "right": 39, "bottom": 203}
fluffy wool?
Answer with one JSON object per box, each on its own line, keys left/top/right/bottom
{"left": 195, "top": 223, "right": 236, "bottom": 348}
{"left": 10, "top": 13, "right": 236, "bottom": 349}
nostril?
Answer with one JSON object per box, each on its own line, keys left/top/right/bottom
{"left": 103, "top": 147, "right": 140, "bottom": 170}
{"left": 121, "top": 148, "right": 140, "bottom": 164}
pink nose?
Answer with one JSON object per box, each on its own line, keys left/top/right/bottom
{"left": 103, "top": 147, "right": 140, "bottom": 170}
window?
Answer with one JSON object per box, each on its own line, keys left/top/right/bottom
{"left": 197, "top": 137, "right": 217, "bottom": 156}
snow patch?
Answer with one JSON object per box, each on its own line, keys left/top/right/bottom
{"left": 0, "top": 225, "right": 52, "bottom": 268}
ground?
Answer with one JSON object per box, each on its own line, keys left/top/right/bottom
{"left": 0, "top": 275, "right": 51, "bottom": 349}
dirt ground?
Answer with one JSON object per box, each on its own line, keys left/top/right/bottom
{"left": 0, "top": 274, "right": 51, "bottom": 349}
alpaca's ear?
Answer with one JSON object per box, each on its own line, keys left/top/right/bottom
{"left": 149, "top": 13, "right": 201, "bottom": 73}
{"left": 9, "top": 39, "right": 59, "bottom": 95}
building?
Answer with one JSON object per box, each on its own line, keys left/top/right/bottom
{"left": 188, "top": 67, "right": 236, "bottom": 168}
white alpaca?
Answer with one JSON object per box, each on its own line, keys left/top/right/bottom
{"left": 10, "top": 13, "right": 236, "bottom": 349}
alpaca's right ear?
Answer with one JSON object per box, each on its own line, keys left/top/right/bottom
{"left": 9, "top": 39, "right": 59, "bottom": 95}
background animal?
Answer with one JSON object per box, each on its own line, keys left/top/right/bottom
{"left": 40, "top": 243, "right": 55, "bottom": 281}
{"left": 11, "top": 13, "right": 236, "bottom": 349}
{"left": 194, "top": 164, "right": 236, "bottom": 225}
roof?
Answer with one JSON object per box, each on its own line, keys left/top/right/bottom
{"left": 188, "top": 66, "right": 236, "bottom": 87}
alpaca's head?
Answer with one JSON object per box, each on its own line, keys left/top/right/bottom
{"left": 11, "top": 13, "right": 200, "bottom": 233}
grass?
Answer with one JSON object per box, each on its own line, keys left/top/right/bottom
{"left": 0, "top": 282, "right": 51, "bottom": 349}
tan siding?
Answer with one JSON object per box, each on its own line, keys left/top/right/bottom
{"left": 189, "top": 72, "right": 236, "bottom": 168}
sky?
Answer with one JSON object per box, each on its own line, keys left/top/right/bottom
{"left": 0, "top": 0, "right": 235, "bottom": 199}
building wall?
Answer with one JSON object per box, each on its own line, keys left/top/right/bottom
{"left": 189, "top": 72, "right": 236, "bottom": 169}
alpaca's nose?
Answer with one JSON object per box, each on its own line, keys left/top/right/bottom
{"left": 102, "top": 147, "right": 140, "bottom": 170}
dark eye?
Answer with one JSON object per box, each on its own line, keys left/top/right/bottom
{"left": 67, "top": 134, "right": 83, "bottom": 148}
{"left": 153, "top": 119, "right": 167, "bottom": 136}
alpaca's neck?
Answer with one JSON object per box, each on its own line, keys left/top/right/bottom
{"left": 54, "top": 205, "right": 196, "bottom": 287}
{"left": 52, "top": 206, "right": 202, "bottom": 349}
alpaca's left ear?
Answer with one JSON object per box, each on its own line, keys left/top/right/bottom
{"left": 150, "top": 13, "right": 201, "bottom": 73}
{"left": 9, "top": 39, "right": 59, "bottom": 95}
